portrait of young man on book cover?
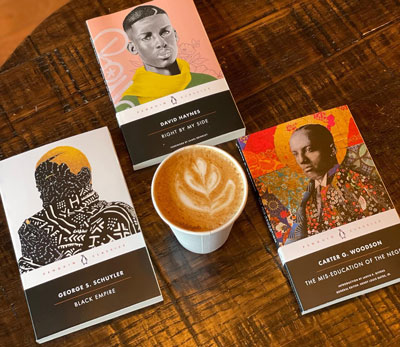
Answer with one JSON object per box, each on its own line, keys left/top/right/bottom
{"left": 238, "top": 106, "right": 394, "bottom": 247}
{"left": 87, "top": 0, "right": 223, "bottom": 112}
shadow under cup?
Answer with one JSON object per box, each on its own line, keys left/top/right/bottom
{"left": 151, "top": 145, "right": 248, "bottom": 254}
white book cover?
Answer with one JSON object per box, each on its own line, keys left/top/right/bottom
{"left": 0, "top": 127, "right": 162, "bottom": 343}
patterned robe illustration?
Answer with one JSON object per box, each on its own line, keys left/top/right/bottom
{"left": 18, "top": 147, "right": 139, "bottom": 273}
{"left": 295, "top": 164, "right": 392, "bottom": 238}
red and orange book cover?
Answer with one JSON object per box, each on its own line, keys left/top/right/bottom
{"left": 237, "top": 106, "right": 400, "bottom": 314}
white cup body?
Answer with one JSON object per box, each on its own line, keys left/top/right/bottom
{"left": 169, "top": 223, "right": 233, "bottom": 254}
{"left": 151, "top": 145, "right": 248, "bottom": 254}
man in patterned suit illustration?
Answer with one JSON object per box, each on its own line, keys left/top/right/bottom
{"left": 18, "top": 146, "right": 139, "bottom": 273}
{"left": 289, "top": 124, "right": 392, "bottom": 241}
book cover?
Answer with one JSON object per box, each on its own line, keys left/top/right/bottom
{"left": 86, "top": 0, "right": 245, "bottom": 170}
{"left": 0, "top": 127, "right": 163, "bottom": 343}
{"left": 237, "top": 106, "right": 400, "bottom": 314}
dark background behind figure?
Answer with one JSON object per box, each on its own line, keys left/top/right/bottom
{"left": 0, "top": 0, "right": 68, "bottom": 66}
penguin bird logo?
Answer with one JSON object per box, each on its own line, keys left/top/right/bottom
{"left": 81, "top": 254, "right": 88, "bottom": 265}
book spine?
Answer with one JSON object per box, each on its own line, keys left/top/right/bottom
{"left": 283, "top": 262, "right": 305, "bottom": 314}
{"left": 235, "top": 141, "right": 279, "bottom": 247}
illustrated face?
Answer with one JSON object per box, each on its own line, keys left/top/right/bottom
{"left": 289, "top": 129, "right": 333, "bottom": 180}
{"left": 35, "top": 160, "right": 91, "bottom": 207}
{"left": 35, "top": 161, "right": 73, "bottom": 206}
{"left": 127, "top": 14, "right": 178, "bottom": 74}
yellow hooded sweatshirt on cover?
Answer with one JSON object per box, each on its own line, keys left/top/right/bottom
{"left": 116, "top": 58, "right": 216, "bottom": 112}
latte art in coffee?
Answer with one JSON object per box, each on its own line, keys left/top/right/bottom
{"left": 153, "top": 146, "right": 245, "bottom": 231}
{"left": 175, "top": 157, "right": 236, "bottom": 213}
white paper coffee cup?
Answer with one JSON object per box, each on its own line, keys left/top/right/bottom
{"left": 151, "top": 145, "right": 248, "bottom": 254}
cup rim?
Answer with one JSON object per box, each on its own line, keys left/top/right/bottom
{"left": 151, "top": 144, "right": 248, "bottom": 235}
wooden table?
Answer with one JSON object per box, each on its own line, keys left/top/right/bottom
{"left": 1, "top": 0, "right": 399, "bottom": 345}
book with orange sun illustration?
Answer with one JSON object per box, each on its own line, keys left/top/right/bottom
{"left": 0, "top": 127, "right": 162, "bottom": 343}
{"left": 237, "top": 105, "right": 400, "bottom": 314}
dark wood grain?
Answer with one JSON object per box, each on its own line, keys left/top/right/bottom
{"left": 1, "top": 0, "right": 399, "bottom": 345}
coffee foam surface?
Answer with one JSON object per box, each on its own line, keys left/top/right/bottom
{"left": 153, "top": 147, "right": 245, "bottom": 231}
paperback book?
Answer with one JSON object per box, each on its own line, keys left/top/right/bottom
{"left": 87, "top": 0, "right": 245, "bottom": 170}
{"left": 0, "top": 127, "right": 163, "bottom": 343}
{"left": 237, "top": 106, "right": 400, "bottom": 314}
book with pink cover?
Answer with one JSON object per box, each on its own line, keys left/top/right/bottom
{"left": 237, "top": 106, "right": 400, "bottom": 314}
{"left": 87, "top": 0, "right": 245, "bottom": 170}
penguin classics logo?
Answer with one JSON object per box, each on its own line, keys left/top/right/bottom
{"left": 81, "top": 254, "right": 88, "bottom": 266}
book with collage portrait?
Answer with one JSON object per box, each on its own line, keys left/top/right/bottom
{"left": 237, "top": 106, "right": 400, "bottom": 314}
{"left": 86, "top": 0, "right": 245, "bottom": 170}
{"left": 0, "top": 127, "right": 162, "bottom": 343}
